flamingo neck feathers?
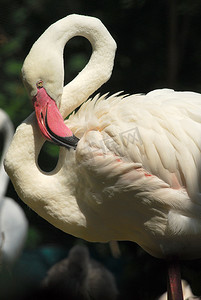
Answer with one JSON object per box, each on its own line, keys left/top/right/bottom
{"left": 22, "top": 14, "right": 116, "bottom": 118}
{"left": 60, "top": 15, "right": 117, "bottom": 117}
{"left": 5, "top": 15, "right": 117, "bottom": 232}
{"left": 4, "top": 113, "right": 87, "bottom": 235}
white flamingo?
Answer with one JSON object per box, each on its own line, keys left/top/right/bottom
{"left": 4, "top": 14, "right": 201, "bottom": 298}
{"left": 0, "top": 109, "right": 28, "bottom": 265}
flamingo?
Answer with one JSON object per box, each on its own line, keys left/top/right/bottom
{"left": 4, "top": 14, "right": 201, "bottom": 299}
{"left": 0, "top": 109, "right": 28, "bottom": 265}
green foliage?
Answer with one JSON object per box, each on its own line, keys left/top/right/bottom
{"left": 25, "top": 226, "right": 43, "bottom": 249}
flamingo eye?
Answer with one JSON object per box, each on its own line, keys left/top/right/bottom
{"left": 36, "top": 80, "right": 43, "bottom": 88}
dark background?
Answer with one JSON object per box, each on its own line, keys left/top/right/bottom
{"left": 1, "top": 0, "right": 201, "bottom": 299}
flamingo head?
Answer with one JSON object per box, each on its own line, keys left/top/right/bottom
{"left": 21, "top": 45, "right": 79, "bottom": 150}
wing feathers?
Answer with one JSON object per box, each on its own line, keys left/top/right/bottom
{"left": 71, "top": 89, "right": 201, "bottom": 202}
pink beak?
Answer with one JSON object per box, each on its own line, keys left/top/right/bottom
{"left": 33, "top": 85, "right": 79, "bottom": 149}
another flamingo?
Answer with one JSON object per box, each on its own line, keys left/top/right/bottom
{"left": 0, "top": 109, "right": 28, "bottom": 265}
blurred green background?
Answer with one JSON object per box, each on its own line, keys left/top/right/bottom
{"left": 1, "top": 0, "right": 201, "bottom": 299}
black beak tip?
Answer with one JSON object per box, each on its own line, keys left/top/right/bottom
{"left": 51, "top": 133, "right": 80, "bottom": 150}
{"left": 65, "top": 134, "right": 80, "bottom": 150}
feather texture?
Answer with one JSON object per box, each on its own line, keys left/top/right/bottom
{"left": 4, "top": 15, "right": 201, "bottom": 259}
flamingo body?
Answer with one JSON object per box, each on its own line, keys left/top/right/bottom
{"left": 4, "top": 14, "right": 201, "bottom": 260}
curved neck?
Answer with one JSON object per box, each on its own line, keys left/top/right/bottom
{"left": 34, "top": 14, "right": 117, "bottom": 118}
{"left": 4, "top": 114, "right": 85, "bottom": 232}
{"left": 5, "top": 14, "right": 117, "bottom": 237}
{"left": 60, "top": 15, "right": 116, "bottom": 117}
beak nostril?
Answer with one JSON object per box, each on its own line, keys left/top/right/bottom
{"left": 36, "top": 80, "right": 43, "bottom": 89}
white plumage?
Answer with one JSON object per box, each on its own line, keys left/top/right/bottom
{"left": 4, "top": 14, "right": 201, "bottom": 262}
{"left": 0, "top": 109, "right": 28, "bottom": 265}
